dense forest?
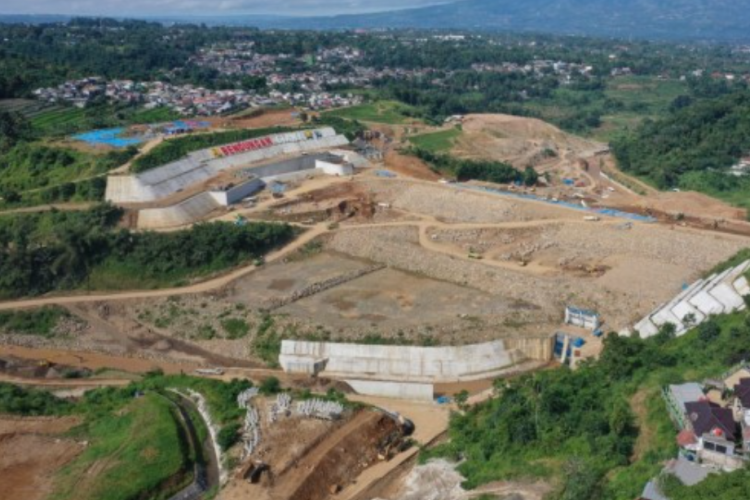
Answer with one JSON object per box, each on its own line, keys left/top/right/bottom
{"left": 612, "top": 88, "right": 750, "bottom": 189}
{"left": 426, "top": 297, "right": 750, "bottom": 500}
{"left": 0, "top": 205, "right": 295, "bottom": 298}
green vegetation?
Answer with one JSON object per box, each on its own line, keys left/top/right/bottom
{"left": 662, "top": 467, "right": 750, "bottom": 499}
{"left": 325, "top": 100, "right": 418, "bottom": 124}
{"left": 29, "top": 106, "right": 90, "bottom": 133}
{"left": 0, "top": 204, "right": 296, "bottom": 298}
{"left": 0, "top": 144, "right": 136, "bottom": 202}
{"left": 413, "top": 148, "right": 530, "bottom": 185}
{"left": 612, "top": 88, "right": 750, "bottom": 209}
{"left": 426, "top": 285, "right": 750, "bottom": 499}
{"left": 408, "top": 127, "right": 462, "bottom": 153}
{"left": 259, "top": 376, "right": 282, "bottom": 395}
{"left": 216, "top": 422, "right": 242, "bottom": 451}
{"left": 28, "top": 103, "right": 180, "bottom": 136}
{"left": 310, "top": 115, "right": 367, "bottom": 140}
{"left": 132, "top": 127, "right": 293, "bottom": 173}
{"left": 133, "top": 373, "right": 252, "bottom": 425}
{"left": 54, "top": 393, "right": 190, "bottom": 500}
{"left": 0, "top": 382, "right": 73, "bottom": 415}
{"left": 0, "top": 306, "right": 73, "bottom": 337}
{"left": 220, "top": 318, "right": 251, "bottom": 340}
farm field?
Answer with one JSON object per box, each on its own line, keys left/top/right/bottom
{"left": 408, "top": 127, "right": 462, "bottom": 152}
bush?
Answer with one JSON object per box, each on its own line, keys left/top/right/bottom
{"left": 259, "top": 376, "right": 282, "bottom": 396}
{"left": 217, "top": 422, "right": 242, "bottom": 451}
{"left": 0, "top": 383, "right": 72, "bottom": 416}
{"left": 0, "top": 306, "right": 71, "bottom": 336}
{"left": 220, "top": 318, "right": 250, "bottom": 339}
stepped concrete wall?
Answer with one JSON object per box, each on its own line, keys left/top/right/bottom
{"left": 626, "top": 260, "right": 750, "bottom": 338}
{"left": 138, "top": 193, "right": 220, "bottom": 229}
{"left": 106, "top": 128, "right": 348, "bottom": 204}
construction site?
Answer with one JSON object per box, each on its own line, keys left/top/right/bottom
{"left": 3, "top": 111, "right": 750, "bottom": 500}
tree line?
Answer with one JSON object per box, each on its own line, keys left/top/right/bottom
{"left": 0, "top": 204, "right": 295, "bottom": 298}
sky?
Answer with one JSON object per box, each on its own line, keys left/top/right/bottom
{"left": 0, "top": 0, "right": 446, "bottom": 17}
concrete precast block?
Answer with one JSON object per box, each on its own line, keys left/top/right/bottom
{"left": 634, "top": 316, "right": 660, "bottom": 338}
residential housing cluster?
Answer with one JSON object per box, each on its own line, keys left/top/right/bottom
{"left": 33, "top": 77, "right": 362, "bottom": 116}
{"left": 640, "top": 364, "right": 750, "bottom": 499}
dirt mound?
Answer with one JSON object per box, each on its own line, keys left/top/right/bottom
{"left": 0, "top": 417, "right": 84, "bottom": 500}
{"left": 384, "top": 150, "right": 441, "bottom": 181}
{"left": 277, "top": 410, "right": 404, "bottom": 500}
{"left": 453, "top": 114, "right": 606, "bottom": 168}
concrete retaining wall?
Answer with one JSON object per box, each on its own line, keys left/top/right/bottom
{"left": 208, "top": 177, "right": 265, "bottom": 206}
{"left": 106, "top": 128, "right": 348, "bottom": 204}
{"left": 626, "top": 260, "right": 750, "bottom": 338}
{"left": 344, "top": 380, "right": 434, "bottom": 402}
{"left": 280, "top": 336, "right": 553, "bottom": 383}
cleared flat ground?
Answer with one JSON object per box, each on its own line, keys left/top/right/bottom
{"left": 228, "top": 251, "right": 372, "bottom": 308}
{"left": 280, "top": 266, "right": 509, "bottom": 333}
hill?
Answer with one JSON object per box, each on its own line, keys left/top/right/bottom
{"left": 611, "top": 89, "right": 750, "bottom": 210}
{"left": 255, "top": 0, "right": 750, "bottom": 41}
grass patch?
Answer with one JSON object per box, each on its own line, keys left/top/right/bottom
{"left": 408, "top": 127, "right": 462, "bottom": 153}
{"left": 53, "top": 393, "right": 190, "bottom": 500}
{"left": 128, "top": 106, "right": 181, "bottom": 124}
{"left": 0, "top": 142, "right": 135, "bottom": 200}
{"left": 220, "top": 318, "right": 250, "bottom": 340}
{"left": 0, "top": 306, "right": 73, "bottom": 337}
{"left": 325, "top": 100, "right": 417, "bottom": 124}
{"left": 30, "top": 107, "right": 89, "bottom": 132}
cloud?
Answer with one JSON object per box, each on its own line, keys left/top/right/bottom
{"left": 0, "top": 0, "right": 445, "bottom": 16}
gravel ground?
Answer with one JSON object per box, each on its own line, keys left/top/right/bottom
{"left": 326, "top": 223, "right": 746, "bottom": 331}
{"left": 357, "top": 179, "right": 575, "bottom": 223}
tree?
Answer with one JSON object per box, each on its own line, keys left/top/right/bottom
{"left": 523, "top": 166, "right": 539, "bottom": 186}
{"left": 699, "top": 320, "right": 721, "bottom": 344}
{"left": 454, "top": 390, "right": 470, "bottom": 411}
{"left": 259, "top": 376, "right": 281, "bottom": 395}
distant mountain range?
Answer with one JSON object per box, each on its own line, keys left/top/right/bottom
{"left": 3, "top": 1, "right": 750, "bottom": 41}
{"left": 254, "top": 0, "right": 750, "bottom": 41}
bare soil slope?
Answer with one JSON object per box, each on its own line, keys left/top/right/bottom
{"left": 452, "top": 114, "right": 606, "bottom": 167}
{"left": 0, "top": 417, "right": 84, "bottom": 500}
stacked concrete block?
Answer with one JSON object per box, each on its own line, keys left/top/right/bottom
{"left": 626, "top": 260, "right": 750, "bottom": 338}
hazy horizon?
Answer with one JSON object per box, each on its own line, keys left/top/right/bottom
{"left": 0, "top": 0, "right": 448, "bottom": 17}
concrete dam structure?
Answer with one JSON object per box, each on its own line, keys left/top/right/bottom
{"left": 106, "top": 127, "right": 349, "bottom": 204}
{"left": 627, "top": 260, "right": 750, "bottom": 338}
{"left": 279, "top": 337, "right": 554, "bottom": 401}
